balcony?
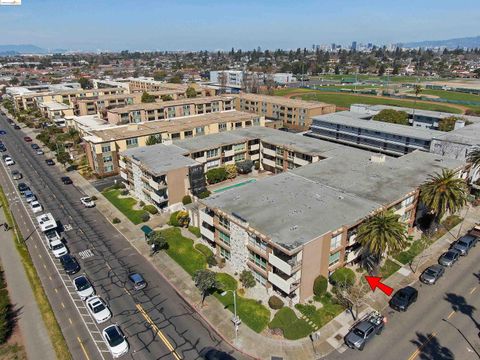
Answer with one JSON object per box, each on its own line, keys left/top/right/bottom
{"left": 346, "top": 247, "right": 362, "bottom": 263}
{"left": 250, "top": 153, "right": 260, "bottom": 161}
{"left": 120, "top": 170, "right": 128, "bottom": 181}
{"left": 269, "top": 253, "right": 301, "bottom": 276}
{"left": 223, "top": 149, "right": 234, "bottom": 157}
{"left": 118, "top": 159, "right": 126, "bottom": 169}
{"left": 200, "top": 209, "right": 214, "bottom": 226}
{"left": 262, "top": 158, "right": 275, "bottom": 167}
{"left": 201, "top": 226, "right": 215, "bottom": 242}
{"left": 268, "top": 272, "right": 300, "bottom": 294}
{"left": 293, "top": 157, "right": 310, "bottom": 166}
{"left": 347, "top": 233, "right": 357, "bottom": 246}
{"left": 150, "top": 191, "right": 168, "bottom": 204}
{"left": 149, "top": 177, "right": 167, "bottom": 191}
{"left": 250, "top": 144, "right": 260, "bottom": 151}
{"left": 262, "top": 147, "right": 276, "bottom": 157}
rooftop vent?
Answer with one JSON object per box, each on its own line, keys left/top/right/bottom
{"left": 290, "top": 225, "right": 298, "bottom": 231}
{"left": 370, "top": 154, "right": 386, "bottom": 163}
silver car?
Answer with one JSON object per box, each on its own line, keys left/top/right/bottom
{"left": 420, "top": 264, "right": 445, "bottom": 284}
{"left": 452, "top": 235, "right": 477, "bottom": 256}
{"left": 438, "top": 249, "right": 460, "bottom": 267}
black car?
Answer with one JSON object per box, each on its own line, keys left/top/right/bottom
{"left": 31, "top": 143, "right": 40, "bottom": 150}
{"left": 45, "top": 159, "right": 55, "bottom": 166}
{"left": 389, "top": 286, "right": 418, "bottom": 312}
{"left": 0, "top": 144, "right": 6, "bottom": 152}
{"left": 17, "top": 182, "right": 30, "bottom": 194}
{"left": 14, "top": 125, "right": 20, "bottom": 130}
{"left": 60, "top": 254, "right": 81, "bottom": 275}
{"left": 61, "top": 176, "right": 72, "bottom": 185}
{"left": 199, "top": 347, "right": 237, "bottom": 360}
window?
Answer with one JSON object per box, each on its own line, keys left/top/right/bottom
{"left": 104, "top": 164, "right": 113, "bottom": 173}
{"left": 218, "top": 230, "right": 230, "bottom": 246}
{"left": 206, "top": 149, "right": 219, "bottom": 158}
{"left": 126, "top": 138, "right": 138, "bottom": 148}
{"left": 171, "top": 133, "right": 181, "bottom": 140}
{"left": 330, "top": 234, "right": 342, "bottom": 250}
{"left": 276, "top": 148, "right": 284, "bottom": 156}
{"left": 206, "top": 160, "right": 220, "bottom": 169}
{"left": 219, "top": 215, "right": 230, "bottom": 229}
{"left": 402, "top": 195, "right": 415, "bottom": 207}
{"left": 234, "top": 153, "right": 245, "bottom": 162}
{"left": 103, "top": 155, "right": 113, "bottom": 163}
{"left": 275, "top": 158, "right": 283, "bottom": 166}
{"left": 220, "top": 247, "right": 231, "bottom": 260}
{"left": 219, "top": 123, "right": 227, "bottom": 132}
{"left": 252, "top": 270, "right": 267, "bottom": 285}
{"left": 249, "top": 235, "right": 268, "bottom": 252}
{"left": 249, "top": 251, "right": 267, "bottom": 270}
{"left": 233, "top": 143, "right": 245, "bottom": 152}
{"left": 101, "top": 144, "right": 111, "bottom": 153}
{"left": 329, "top": 251, "right": 341, "bottom": 267}
{"left": 195, "top": 126, "right": 205, "bottom": 135}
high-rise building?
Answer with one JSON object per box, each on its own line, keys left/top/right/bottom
{"left": 351, "top": 41, "right": 357, "bottom": 51}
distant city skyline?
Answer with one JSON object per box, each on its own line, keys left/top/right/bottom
{"left": 0, "top": 0, "right": 479, "bottom": 51}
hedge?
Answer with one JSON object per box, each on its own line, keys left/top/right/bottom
{"left": 313, "top": 275, "right": 328, "bottom": 297}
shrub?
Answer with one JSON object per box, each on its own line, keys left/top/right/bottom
{"left": 198, "top": 190, "right": 211, "bottom": 199}
{"left": 225, "top": 164, "right": 238, "bottom": 179}
{"left": 112, "top": 217, "right": 121, "bottom": 224}
{"left": 205, "top": 167, "right": 228, "bottom": 184}
{"left": 169, "top": 211, "right": 180, "bottom": 226}
{"left": 90, "top": 195, "right": 97, "bottom": 201}
{"left": 236, "top": 160, "right": 254, "bottom": 174}
{"left": 268, "top": 295, "right": 284, "bottom": 310}
{"left": 139, "top": 200, "right": 145, "bottom": 207}
{"left": 176, "top": 210, "right": 190, "bottom": 227}
{"left": 188, "top": 226, "right": 201, "bottom": 238}
{"left": 239, "top": 270, "right": 256, "bottom": 288}
{"left": 195, "top": 243, "right": 214, "bottom": 257}
{"left": 141, "top": 213, "right": 150, "bottom": 222}
{"left": 372, "top": 109, "right": 409, "bottom": 125}
{"left": 313, "top": 275, "right": 328, "bottom": 297}
{"left": 206, "top": 255, "right": 217, "bottom": 268}
{"left": 120, "top": 189, "right": 129, "bottom": 196}
{"left": 112, "top": 182, "right": 126, "bottom": 190}
{"left": 143, "top": 205, "right": 158, "bottom": 214}
{"left": 182, "top": 195, "right": 192, "bottom": 205}
{"left": 254, "top": 161, "right": 260, "bottom": 170}
{"left": 329, "top": 268, "right": 355, "bottom": 287}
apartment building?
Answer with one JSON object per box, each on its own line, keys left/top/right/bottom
{"left": 37, "top": 101, "right": 74, "bottom": 122}
{"left": 83, "top": 111, "right": 264, "bottom": 177}
{"left": 128, "top": 77, "right": 214, "bottom": 97}
{"left": 308, "top": 111, "right": 444, "bottom": 156}
{"left": 74, "top": 93, "right": 141, "bottom": 117}
{"left": 210, "top": 70, "right": 245, "bottom": 88}
{"left": 234, "top": 93, "right": 335, "bottom": 130}
{"left": 120, "top": 145, "right": 206, "bottom": 209}
{"left": 106, "top": 96, "right": 235, "bottom": 124}
{"left": 197, "top": 150, "right": 465, "bottom": 303}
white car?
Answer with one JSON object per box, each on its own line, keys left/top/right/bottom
{"left": 44, "top": 229, "right": 61, "bottom": 243}
{"left": 5, "top": 157, "right": 14, "bottom": 166}
{"left": 30, "top": 200, "right": 43, "bottom": 214}
{"left": 86, "top": 296, "right": 111, "bottom": 324}
{"left": 73, "top": 275, "right": 95, "bottom": 300}
{"left": 49, "top": 239, "right": 68, "bottom": 258}
{"left": 25, "top": 192, "right": 36, "bottom": 203}
{"left": 36, "top": 149, "right": 44, "bottom": 155}
{"left": 102, "top": 324, "right": 129, "bottom": 358}
{"left": 80, "top": 197, "right": 95, "bottom": 208}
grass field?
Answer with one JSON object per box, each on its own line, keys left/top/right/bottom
{"left": 268, "top": 307, "right": 314, "bottom": 340}
{"left": 414, "top": 89, "right": 480, "bottom": 102}
{"left": 295, "top": 92, "right": 463, "bottom": 113}
{"left": 101, "top": 189, "right": 148, "bottom": 225}
{"left": 309, "top": 74, "right": 444, "bottom": 83}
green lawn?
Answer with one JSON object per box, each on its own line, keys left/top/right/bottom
{"left": 295, "top": 293, "right": 345, "bottom": 329}
{"left": 101, "top": 189, "right": 148, "bottom": 225}
{"left": 213, "top": 273, "right": 271, "bottom": 333}
{"left": 269, "top": 307, "right": 314, "bottom": 340}
{"left": 413, "top": 89, "right": 480, "bottom": 102}
{"left": 309, "top": 74, "right": 444, "bottom": 83}
{"left": 379, "top": 259, "right": 401, "bottom": 279}
{"left": 297, "top": 92, "right": 463, "bottom": 113}
{"left": 158, "top": 227, "right": 207, "bottom": 275}
{"left": 188, "top": 226, "right": 201, "bottom": 238}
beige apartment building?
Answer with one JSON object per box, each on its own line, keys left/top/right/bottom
{"left": 128, "top": 78, "right": 214, "bottom": 97}
{"left": 83, "top": 111, "right": 264, "bottom": 177}
{"left": 234, "top": 93, "right": 336, "bottom": 130}
{"left": 106, "top": 96, "right": 235, "bottom": 124}
{"left": 198, "top": 150, "right": 466, "bottom": 304}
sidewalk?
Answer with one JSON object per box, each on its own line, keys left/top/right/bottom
{"left": 0, "top": 205, "right": 56, "bottom": 360}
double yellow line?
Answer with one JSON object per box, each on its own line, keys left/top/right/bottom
{"left": 136, "top": 304, "right": 182, "bottom": 360}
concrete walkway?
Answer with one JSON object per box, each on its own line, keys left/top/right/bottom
{"left": 0, "top": 206, "right": 56, "bottom": 360}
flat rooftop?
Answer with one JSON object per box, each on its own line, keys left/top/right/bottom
{"left": 313, "top": 111, "right": 444, "bottom": 140}
{"left": 237, "top": 93, "right": 333, "bottom": 109}
{"left": 65, "top": 115, "right": 114, "bottom": 131}
{"left": 86, "top": 111, "right": 259, "bottom": 142}
{"left": 121, "top": 144, "right": 198, "bottom": 175}
{"left": 108, "top": 95, "right": 234, "bottom": 113}
{"left": 38, "top": 101, "right": 70, "bottom": 111}
{"left": 432, "top": 123, "right": 480, "bottom": 146}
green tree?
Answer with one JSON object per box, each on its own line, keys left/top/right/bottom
{"left": 313, "top": 275, "right": 328, "bottom": 297}
{"left": 161, "top": 94, "right": 174, "bottom": 101}
{"left": 145, "top": 135, "right": 161, "bottom": 146}
{"left": 224, "top": 164, "right": 237, "bottom": 179}
{"left": 329, "top": 268, "right": 355, "bottom": 287}
{"left": 56, "top": 151, "right": 71, "bottom": 165}
{"left": 153, "top": 70, "right": 167, "bottom": 81}
{"left": 193, "top": 269, "right": 218, "bottom": 304}
{"left": 420, "top": 169, "right": 468, "bottom": 224}
{"left": 169, "top": 73, "right": 183, "bottom": 84}
{"left": 149, "top": 231, "right": 168, "bottom": 250}
{"left": 78, "top": 77, "right": 92, "bottom": 89}
{"left": 378, "top": 64, "right": 386, "bottom": 76}
{"left": 186, "top": 86, "right": 197, "bottom": 98}
{"left": 239, "top": 270, "right": 256, "bottom": 288}
{"left": 141, "top": 91, "right": 156, "bottom": 103}
{"left": 356, "top": 210, "right": 408, "bottom": 260}
{"left": 372, "top": 109, "right": 409, "bottom": 125}
{"left": 467, "top": 147, "right": 480, "bottom": 169}
{"left": 438, "top": 116, "right": 461, "bottom": 132}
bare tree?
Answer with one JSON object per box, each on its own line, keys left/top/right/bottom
{"left": 333, "top": 277, "right": 370, "bottom": 320}
{"left": 218, "top": 72, "right": 227, "bottom": 94}
{"left": 264, "top": 73, "right": 275, "bottom": 95}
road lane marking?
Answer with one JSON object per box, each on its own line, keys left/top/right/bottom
{"left": 470, "top": 286, "right": 477, "bottom": 294}
{"left": 123, "top": 287, "right": 131, "bottom": 296}
{"left": 77, "top": 337, "right": 91, "bottom": 360}
{"left": 54, "top": 288, "right": 58, "bottom": 293}
{"left": 407, "top": 332, "right": 436, "bottom": 360}
{"left": 136, "top": 304, "right": 181, "bottom": 360}
{"left": 68, "top": 318, "right": 73, "bottom": 325}
{"left": 447, "top": 310, "right": 455, "bottom": 319}
{"left": 61, "top": 302, "right": 65, "bottom": 309}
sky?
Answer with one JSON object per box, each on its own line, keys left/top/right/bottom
{"left": 0, "top": 0, "right": 479, "bottom": 51}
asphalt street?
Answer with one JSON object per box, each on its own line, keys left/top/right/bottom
{"left": 0, "top": 113, "right": 244, "bottom": 360}
{"left": 327, "top": 237, "right": 480, "bottom": 360}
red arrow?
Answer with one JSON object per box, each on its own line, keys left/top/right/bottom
{"left": 365, "top": 276, "right": 394, "bottom": 296}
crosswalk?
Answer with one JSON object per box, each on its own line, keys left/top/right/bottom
{"left": 78, "top": 249, "right": 94, "bottom": 259}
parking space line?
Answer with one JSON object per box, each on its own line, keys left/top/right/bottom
{"left": 447, "top": 310, "right": 455, "bottom": 319}
{"left": 470, "top": 286, "right": 477, "bottom": 294}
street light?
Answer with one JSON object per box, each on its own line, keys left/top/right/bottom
{"left": 221, "top": 290, "right": 240, "bottom": 344}
{"left": 442, "top": 318, "right": 480, "bottom": 359}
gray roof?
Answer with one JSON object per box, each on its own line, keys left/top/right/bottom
{"left": 313, "top": 112, "right": 444, "bottom": 140}
{"left": 203, "top": 172, "right": 379, "bottom": 251}
{"left": 432, "top": 123, "right": 480, "bottom": 146}
{"left": 121, "top": 144, "right": 198, "bottom": 175}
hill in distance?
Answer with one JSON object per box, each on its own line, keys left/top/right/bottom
{"left": 404, "top": 35, "right": 480, "bottom": 49}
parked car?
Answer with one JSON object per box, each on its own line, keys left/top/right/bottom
{"left": 49, "top": 239, "right": 68, "bottom": 258}
{"left": 23, "top": 136, "right": 32, "bottom": 142}
{"left": 102, "top": 324, "right": 129, "bottom": 358}
{"left": 61, "top": 176, "right": 72, "bottom": 184}
{"left": 0, "top": 130, "right": 6, "bottom": 135}
{"left": 86, "top": 296, "right": 111, "bottom": 324}
{"left": 59, "top": 254, "right": 80, "bottom": 275}
{"left": 44, "top": 228, "right": 61, "bottom": 243}
{"left": 389, "top": 286, "right": 418, "bottom": 311}
{"left": 17, "top": 182, "right": 29, "bottom": 194}
{"left": 24, "top": 191, "right": 36, "bottom": 203}
{"left": 344, "top": 311, "right": 385, "bottom": 351}
{"left": 45, "top": 159, "right": 55, "bottom": 166}
{"left": 36, "top": 149, "right": 44, "bottom": 155}
{"left": 31, "top": 143, "right": 40, "bottom": 150}
{"left": 13, "top": 125, "right": 20, "bottom": 130}
{"left": 73, "top": 275, "right": 95, "bottom": 300}
{"left": 128, "top": 273, "right": 147, "bottom": 290}
{"left": 11, "top": 169, "right": 22, "bottom": 180}
{"left": 30, "top": 200, "right": 43, "bottom": 214}
{"left": 4, "top": 156, "right": 14, "bottom": 166}
{"left": 0, "top": 144, "right": 6, "bottom": 152}
{"left": 420, "top": 264, "right": 445, "bottom": 285}
{"left": 80, "top": 197, "right": 95, "bottom": 208}
{"left": 438, "top": 249, "right": 460, "bottom": 267}
{"left": 451, "top": 235, "right": 477, "bottom": 256}
{"left": 199, "top": 347, "right": 236, "bottom": 360}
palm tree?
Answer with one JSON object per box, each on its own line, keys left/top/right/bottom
{"left": 419, "top": 169, "right": 467, "bottom": 224}
{"left": 356, "top": 210, "right": 408, "bottom": 260}
{"left": 467, "top": 147, "right": 480, "bottom": 169}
